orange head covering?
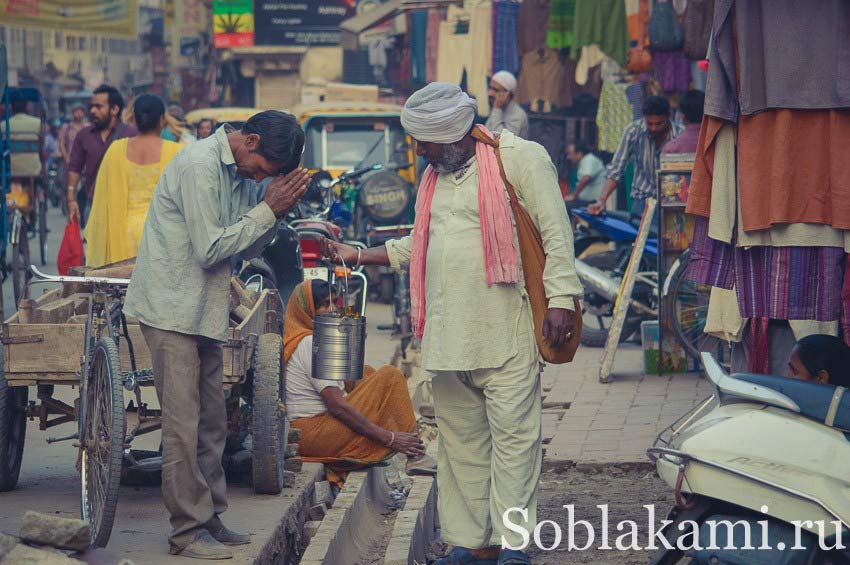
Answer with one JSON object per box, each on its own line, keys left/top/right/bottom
{"left": 283, "top": 281, "right": 315, "bottom": 364}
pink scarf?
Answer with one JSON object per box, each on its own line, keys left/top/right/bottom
{"left": 409, "top": 125, "right": 519, "bottom": 339}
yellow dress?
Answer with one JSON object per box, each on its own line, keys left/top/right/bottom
{"left": 85, "top": 138, "right": 182, "bottom": 267}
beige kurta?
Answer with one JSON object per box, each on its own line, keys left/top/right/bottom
{"left": 386, "top": 131, "right": 583, "bottom": 372}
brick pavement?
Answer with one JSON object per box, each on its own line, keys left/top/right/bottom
{"left": 541, "top": 344, "right": 715, "bottom": 467}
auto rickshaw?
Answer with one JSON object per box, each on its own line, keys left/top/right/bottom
{"left": 293, "top": 102, "right": 418, "bottom": 246}
{"left": 184, "top": 107, "right": 265, "bottom": 133}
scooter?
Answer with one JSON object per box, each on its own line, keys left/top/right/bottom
{"left": 647, "top": 353, "right": 850, "bottom": 564}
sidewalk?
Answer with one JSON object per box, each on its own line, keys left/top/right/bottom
{"left": 541, "top": 344, "right": 715, "bottom": 467}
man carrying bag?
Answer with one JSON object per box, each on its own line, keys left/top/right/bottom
{"left": 321, "top": 83, "right": 582, "bottom": 565}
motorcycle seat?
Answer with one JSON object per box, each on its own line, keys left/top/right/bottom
{"left": 733, "top": 373, "right": 850, "bottom": 431}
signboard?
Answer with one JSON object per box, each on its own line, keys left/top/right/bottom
{"left": 214, "top": 0, "right": 254, "bottom": 48}
{"left": 0, "top": 0, "right": 138, "bottom": 38}
{"left": 254, "top": 1, "right": 355, "bottom": 46}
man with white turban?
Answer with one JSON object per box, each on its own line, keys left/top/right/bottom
{"left": 485, "top": 70, "right": 529, "bottom": 138}
{"left": 321, "top": 82, "right": 582, "bottom": 565}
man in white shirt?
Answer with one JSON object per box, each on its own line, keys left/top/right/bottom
{"left": 485, "top": 70, "right": 529, "bottom": 138}
{"left": 564, "top": 142, "right": 606, "bottom": 209}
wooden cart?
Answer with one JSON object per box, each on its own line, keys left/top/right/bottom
{"left": 0, "top": 266, "right": 287, "bottom": 548}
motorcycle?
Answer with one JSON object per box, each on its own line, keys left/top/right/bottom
{"left": 571, "top": 207, "right": 660, "bottom": 347}
{"left": 647, "top": 353, "right": 850, "bottom": 564}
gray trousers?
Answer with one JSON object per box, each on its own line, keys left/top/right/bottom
{"left": 140, "top": 324, "right": 228, "bottom": 549}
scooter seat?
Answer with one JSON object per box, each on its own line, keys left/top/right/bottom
{"left": 733, "top": 373, "right": 850, "bottom": 431}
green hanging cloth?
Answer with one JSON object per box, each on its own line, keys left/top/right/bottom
{"left": 547, "top": 0, "right": 575, "bottom": 50}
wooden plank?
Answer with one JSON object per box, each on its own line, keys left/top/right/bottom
{"left": 6, "top": 374, "right": 77, "bottom": 384}
{"left": 4, "top": 324, "right": 85, "bottom": 374}
{"left": 31, "top": 297, "right": 77, "bottom": 324}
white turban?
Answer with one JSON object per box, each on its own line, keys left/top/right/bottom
{"left": 491, "top": 70, "right": 517, "bottom": 92}
{"left": 401, "top": 82, "right": 478, "bottom": 144}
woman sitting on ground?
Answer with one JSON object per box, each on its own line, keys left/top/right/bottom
{"left": 786, "top": 334, "right": 850, "bottom": 387}
{"left": 284, "top": 279, "right": 436, "bottom": 485}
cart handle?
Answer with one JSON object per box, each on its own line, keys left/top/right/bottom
{"left": 30, "top": 265, "right": 131, "bottom": 286}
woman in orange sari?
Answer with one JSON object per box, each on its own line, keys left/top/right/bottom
{"left": 284, "top": 280, "right": 436, "bottom": 484}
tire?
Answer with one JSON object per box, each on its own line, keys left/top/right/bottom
{"left": 81, "top": 338, "right": 126, "bottom": 548}
{"left": 251, "top": 333, "right": 287, "bottom": 495}
{"left": 38, "top": 196, "right": 48, "bottom": 267}
{"left": 0, "top": 369, "right": 28, "bottom": 491}
{"left": 11, "top": 223, "right": 31, "bottom": 306}
{"left": 579, "top": 251, "right": 643, "bottom": 347}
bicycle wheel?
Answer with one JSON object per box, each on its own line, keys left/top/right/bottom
{"left": 666, "top": 251, "right": 727, "bottom": 367}
{"left": 38, "top": 196, "right": 48, "bottom": 267}
{"left": 80, "top": 338, "right": 125, "bottom": 548}
{"left": 11, "top": 221, "right": 30, "bottom": 305}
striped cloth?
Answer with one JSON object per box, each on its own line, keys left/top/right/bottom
{"left": 493, "top": 0, "right": 521, "bottom": 75}
{"left": 687, "top": 216, "right": 847, "bottom": 321}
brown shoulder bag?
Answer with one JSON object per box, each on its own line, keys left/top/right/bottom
{"left": 472, "top": 128, "right": 582, "bottom": 364}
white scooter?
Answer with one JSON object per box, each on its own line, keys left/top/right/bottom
{"left": 647, "top": 353, "right": 850, "bottom": 564}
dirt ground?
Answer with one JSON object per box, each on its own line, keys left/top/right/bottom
{"left": 528, "top": 466, "right": 675, "bottom": 564}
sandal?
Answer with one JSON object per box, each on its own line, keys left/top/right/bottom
{"left": 498, "top": 549, "right": 531, "bottom": 564}
{"left": 434, "top": 547, "right": 498, "bottom": 564}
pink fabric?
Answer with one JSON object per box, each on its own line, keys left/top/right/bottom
{"left": 409, "top": 125, "right": 519, "bottom": 339}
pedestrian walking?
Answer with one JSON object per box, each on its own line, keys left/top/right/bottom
{"left": 124, "top": 111, "right": 310, "bottom": 559}
{"left": 321, "top": 82, "right": 582, "bottom": 564}
{"left": 66, "top": 85, "right": 137, "bottom": 227}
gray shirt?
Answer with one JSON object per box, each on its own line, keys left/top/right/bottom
{"left": 485, "top": 101, "right": 530, "bottom": 139}
{"left": 124, "top": 126, "right": 277, "bottom": 341}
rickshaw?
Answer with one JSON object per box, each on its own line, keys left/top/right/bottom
{"left": 1, "top": 87, "right": 50, "bottom": 303}
{"left": 0, "top": 261, "right": 288, "bottom": 548}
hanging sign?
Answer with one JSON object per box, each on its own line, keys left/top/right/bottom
{"left": 213, "top": 0, "right": 255, "bottom": 48}
{"left": 253, "top": 1, "right": 355, "bottom": 46}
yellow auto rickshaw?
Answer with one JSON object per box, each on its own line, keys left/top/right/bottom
{"left": 184, "top": 107, "right": 265, "bottom": 131}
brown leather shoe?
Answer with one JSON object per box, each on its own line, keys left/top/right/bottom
{"left": 169, "top": 530, "right": 232, "bottom": 560}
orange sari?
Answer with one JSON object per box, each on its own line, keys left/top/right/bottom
{"left": 284, "top": 282, "right": 416, "bottom": 483}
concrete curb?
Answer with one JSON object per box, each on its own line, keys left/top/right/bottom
{"left": 253, "top": 462, "right": 325, "bottom": 564}
{"left": 300, "top": 466, "right": 393, "bottom": 565}
{"left": 383, "top": 439, "right": 439, "bottom": 565}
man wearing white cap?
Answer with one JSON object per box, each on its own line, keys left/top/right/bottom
{"left": 321, "top": 83, "right": 582, "bottom": 564}
{"left": 485, "top": 70, "right": 529, "bottom": 139}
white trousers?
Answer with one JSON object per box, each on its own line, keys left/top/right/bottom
{"left": 430, "top": 317, "right": 542, "bottom": 549}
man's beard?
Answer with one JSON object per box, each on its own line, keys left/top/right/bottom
{"left": 430, "top": 141, "right": 471, "bottom": 173}
{"left": 91, "top": 115, "right": 110, "bottom": 131}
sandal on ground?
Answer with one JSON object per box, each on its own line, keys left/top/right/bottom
{"left": 434, "top": 547, "right": 498, "bottom": 565}
{"left": 406, "top": 454, "right": 437, "bottom": 476}
{"left": 498, "top": 549, "right": 531, "bottom": 564}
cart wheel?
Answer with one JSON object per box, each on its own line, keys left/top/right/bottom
{"left": 0, "top": 373, "right": 28, "bottom": 491}
{"left": 80, "top": 338, "right": 126, "bottom": 548}
{"left": 251, "top": 333, "right": 287, "bottom": 495}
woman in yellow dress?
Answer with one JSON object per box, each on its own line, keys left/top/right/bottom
{"left": 85, "top": 94, "right": 181, "bottom": 267}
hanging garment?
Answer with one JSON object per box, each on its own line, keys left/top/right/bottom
{"left": 648, "top": 0, "right": 685, "bottom": 52}
{"left": 737, "top": 109, "right": 850, "bottom": 232}
{"left": 706, "top": 0, "right": 850, "bottom": 121}
{"left": 652, "top": 50, "right": 691, "bottom": 92}
{"left": 515, "top": 48, "right": 564, "bottom": 109}
{"left": 682, "top": 0, "right": 714, "bottom": 60}
{"left": 466, "top": 0, "right": 494, "bottom": 116}
{"left": 517, "top": 0, "right": 551, "bottom": 55}
{"left": 410, "top": 10, "right": 428, "bottom": 83}
{"left": 426, "top": 9, "right": 441, "bottom": 82}
{"left": 546, "top": 0, "right": 575, "bottom": 50}
{"left": 571, "top": 0, "right": 629, "bottom": 67}
{"left": 626, "top": 0, "right": 650, "bottom": 47}
{"left": 687, "top": 217, "right": 846, "bottom": 322}
{"left": 596, "top": 80, "right": 634, "bottom": 152}
{"left": 626, "top": 82, "right": 643, "bottom": 120}
{"left": 575, "top": 45, "right": 606, "bottom": 85}
{"left": 436, "top": 6, "right": 472, "bottom": 86}
{"left": 493, "top": 0, "right": 521, "bottom": 75}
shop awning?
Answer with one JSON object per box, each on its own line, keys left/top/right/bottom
{"left": 340, "top": 0, "right": 403, "bottom": 50}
